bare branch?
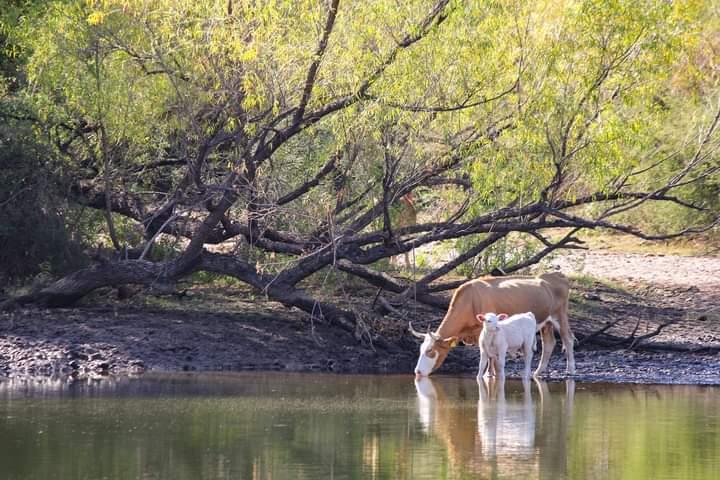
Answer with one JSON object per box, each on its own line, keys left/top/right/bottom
{"left": 364, "top": 79, "right": 518, "bottom": 113}
{"left": 255, "top": 0, "right": 454, "bottom": 164}
{"left": 293, "top": 0, "right": 341, "bottom": 124}
{"left": 414, "top": 232, "right": 507, "bottom": 288}
{"left": 276, "top": 151, "right": 340, "bottom": 206}
{"left": 335, "top": 260, "right": 449, "bottom": 309}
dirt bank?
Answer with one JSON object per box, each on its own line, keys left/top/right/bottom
{"left": 1, "top": 251, "right": 719, "bottom": 384}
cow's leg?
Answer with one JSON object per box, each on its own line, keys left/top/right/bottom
{"left": 559, "top": 305, "right": 576, "bottom": 375}
{"left": 534, "top": 323, "right": 556, "bottom": 377}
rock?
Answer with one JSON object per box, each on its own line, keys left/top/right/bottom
{"left": 92, "top": 362, "right": 110, "bottom": 372}
{"left": 69, "top": 351, "right": 89, "bottom": 361}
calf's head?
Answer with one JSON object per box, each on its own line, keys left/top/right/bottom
{"left": 409, "top": 322, "right": 457, "bottom": 376}
{"left": 476, "top": 312, "right": 508, "bottom": 333}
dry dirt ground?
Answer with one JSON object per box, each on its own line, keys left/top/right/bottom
{"left": 540, "top": 251, "right": 720, "bottom": 384}
{"left": 1, "top": 251, "right": 719, "bottom": 384}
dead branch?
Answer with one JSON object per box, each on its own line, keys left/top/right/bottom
{"left": 626, "top": 317, "right": 642, "bottom": 349}
{"left": 628, "top": 319, "right": 679, "bottom": 350}
{"left": 577, "top": 318, "right": 624, "bottom": 346}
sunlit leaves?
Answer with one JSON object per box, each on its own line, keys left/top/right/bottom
{"left": 86, "top": 11, "right": 104, "bottom": 25}
{"left": 8, "top": 0, "right": 720, "bottom": 241}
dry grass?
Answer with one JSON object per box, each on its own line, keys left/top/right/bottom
{"left": 575, "top": 231, "right": 720, "bottom": 256}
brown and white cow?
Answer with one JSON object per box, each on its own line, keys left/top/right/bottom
{"left": 410, "top": 272, "right": 575, "bottom": 377}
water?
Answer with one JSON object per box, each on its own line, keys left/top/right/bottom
{"left": 0, "top": 373, "right": 718, "bottom": 480}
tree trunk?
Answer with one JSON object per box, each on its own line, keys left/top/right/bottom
{"left": 3, "top": 252, "right": 358, "bottom": 333}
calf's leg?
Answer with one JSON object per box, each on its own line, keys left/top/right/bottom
{"left": 522, "top": 338, "right": 534, "bottom": 380}
{"left": 477, "top": 350, "right": 490, "bottom": 381}
{"left": 496, "top": 345, "right": 507, "bottom": 379}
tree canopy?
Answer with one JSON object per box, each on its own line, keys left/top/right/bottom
{"left": 2, "top": 0, "right": 719, "bottom": 328}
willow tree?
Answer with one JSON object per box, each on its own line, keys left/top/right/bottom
{"left": 3, "top": 0, "right": 719, "bottom": 332}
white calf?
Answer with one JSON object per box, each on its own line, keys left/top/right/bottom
{"left": 477, "top": 312, "right": 559, "bottom": 380}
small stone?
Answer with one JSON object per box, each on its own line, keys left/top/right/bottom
{"left": 93, "top": 362, "right": 110, "bottom": 372}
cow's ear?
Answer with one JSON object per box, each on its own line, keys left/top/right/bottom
{"left": 445, "top": 337, "right": 459, "bottom": 348}
{"left": 498, "top": 313, "right": 508, "bottom": 321}
{"left": 475, "top": 313, "right": 485, "bottom": 323}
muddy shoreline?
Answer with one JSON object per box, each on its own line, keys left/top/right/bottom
{"left": 2, "top": 252, "right": 719, "bottom": 385}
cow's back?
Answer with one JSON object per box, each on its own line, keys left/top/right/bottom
{"left": 538, "top": 272, "right": 570, "bottom": 309}
{"left": 467, "top": 277, "right": 555, "bottom": 320}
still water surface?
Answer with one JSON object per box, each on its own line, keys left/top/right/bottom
{"left": 0, "top": 373, "right": 719, "bottom": 480}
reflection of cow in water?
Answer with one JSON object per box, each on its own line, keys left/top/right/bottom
{"left": 413, "top": 376, "right": 481, "bottom": 473}
{"left": 413, "top": 376, "right": 575, "bottom": 478}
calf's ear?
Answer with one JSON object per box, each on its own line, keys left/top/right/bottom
{"left": 475, "top": 313, "right": 485, "bottom": 323}
{"left": 498, "top": 313, "right": 508, "bottom": 320}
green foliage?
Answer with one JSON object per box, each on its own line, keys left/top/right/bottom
{"left": 0, "top": 114, "right": 86, "bottom": 285}
{"left": 1, "top": 0, "right": 718, "bottom": 286}
{"left": 455, "top": 234, "right": 537, "bottom": 278}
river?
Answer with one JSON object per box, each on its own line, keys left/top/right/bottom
{"left": 1, "top": 373, "right": 718, "bottom": 479}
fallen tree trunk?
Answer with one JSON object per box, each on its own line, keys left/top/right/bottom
{"left": 1, "top": 251, "right": 359, "bottom": 334}
{"left": 2, "top": 260, "right": 173, "bottom": 309}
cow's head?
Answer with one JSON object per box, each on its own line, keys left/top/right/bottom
{"left": 476, "top": 312, "right": 507, "bottom": 332}
{"left": 409, "top": 322, "right": 458, "bottom": 376}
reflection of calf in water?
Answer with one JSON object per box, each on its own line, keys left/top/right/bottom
{"left": 414, "top": 376, "right": 576, "bottom": 477}
{"left": 477, "top": 376, "right": 535, "bottom": 456}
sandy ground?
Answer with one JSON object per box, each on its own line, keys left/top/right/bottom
{"left": 1, "top": 250, "right": 719, "bottom": 384}
{"left": 546, "top": 251, "right": 720, "bottom": 346}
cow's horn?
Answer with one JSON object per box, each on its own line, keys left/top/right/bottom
{"left": 408, "top": 322, "right": 426, "bottom": 339}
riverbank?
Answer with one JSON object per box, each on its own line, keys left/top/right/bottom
{"left": 1, "top": 251, "right": 719, "bottom": 384}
